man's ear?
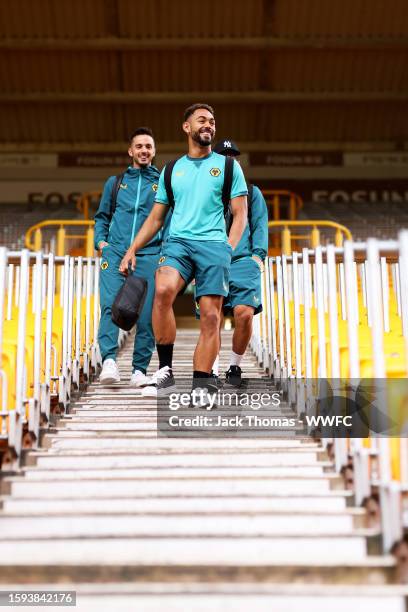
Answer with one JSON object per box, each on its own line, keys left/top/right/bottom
{"left": 182, "top": 121, "right": 190, "bottom": 136}
{"left": 127, "top": 146, "right": 133, "bottom": 158}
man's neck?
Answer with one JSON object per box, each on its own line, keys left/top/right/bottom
{"left": 187, "top": 141, "right": 212, "bottom": 159}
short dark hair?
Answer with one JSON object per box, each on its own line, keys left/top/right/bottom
{"left": 183, "top": 103, "right": 214, "bottom": 122}
{"left": 129, "top": 127, "right": 154, "bottom": 143}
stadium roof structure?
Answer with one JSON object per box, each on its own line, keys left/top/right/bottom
{"left": 0, "top": 0, "right": 407, "bottom": 151}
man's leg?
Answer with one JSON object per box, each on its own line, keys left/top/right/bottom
{"left": 153, "top": 266, "right": 185, "bottom": 370}
{"left": 211, "top": 311, "right": 224, "bottom": 376}
{"left": 98, "top": 247, "right": 125, "bottom": 384}
{"left": 231, "top": 304, "right": 255, "bottom": 357}
{"left": 98, "top": 248, "right": 124, "bottom": 363}
{"left": 130, "top": 254, "right": 157, "bottom": 377}
{"left": 194, "top": 295, "right": 224, "bottom": 373}
{"left": 226, "top": 256, "right": 262, "bottom": 386}
{"left": 192, "top": 240, "right": 231, "bottom": 378}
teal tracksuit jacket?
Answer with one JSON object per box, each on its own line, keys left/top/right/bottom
{"left": 95, "top": 165, "right": 165, "bottom": 373}
{"left": 232, "top": 185, "right": 268, "bottom": 262}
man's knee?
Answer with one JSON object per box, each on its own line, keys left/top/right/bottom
{"left": 234, "top": 306, "right": 254, "bottom": 328}
{"left": 201, "top": 309, "right": 221, "bottom": 333}
{"left": 154, "top": 282, "right": 176, "bottom": 308}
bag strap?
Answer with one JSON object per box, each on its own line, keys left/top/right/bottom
{"left": 221, "top": 156, "right": 234, "bottom": 217}
{"left": 164, "top": 159, "right": 179, "bottom": 209}
{"left": 110, "top": 172, "right": 125, "bottom": 217}
{"left": 247, "top": 182, "right": 253, "bottom": 226}
{"left": 246, "top": 182, "right": 254, "bottom": 245}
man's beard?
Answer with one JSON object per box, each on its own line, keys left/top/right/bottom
{"left": 192, "top": 130, "right": 214, "bottom": 147}
{"left": 134, "top": 157, "right": 150, "bottom": 168}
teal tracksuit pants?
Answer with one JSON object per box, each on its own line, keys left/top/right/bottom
{"left": 98, "top": 246, "right": 157, "bottom": 373}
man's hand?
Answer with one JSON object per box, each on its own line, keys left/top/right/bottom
{"left": 98, "top": 241, "right": 109, "bottom": 255}
{"left": 252, "top": 254, "right": 264, "bottom": 272}
{"left": 119, "top": 249, "right": 136, "bottom": 275}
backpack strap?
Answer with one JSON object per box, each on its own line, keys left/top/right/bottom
{"left": 110, "top": 172, "right": 125, "bottom": 217}
{"left": 222, "top": 156, "right": 234, "bottom": 218}
{"left": 246, "top": 182, "right": 254, "bottom": 246}
{"left": 164, "top": 159, "right": 179, "bottom": 209}
{"left": 247, "top": 182, "right": 253, "bottom": 227}
{"left": 222, "top": 156, "right": 235, "bottom": 234}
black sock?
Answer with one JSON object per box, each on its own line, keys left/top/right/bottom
{"left": 193, "top": 371, "right": 213, "bottom": 390}
{"left": 157, "top": 344, "right": 174, "bottom": 370}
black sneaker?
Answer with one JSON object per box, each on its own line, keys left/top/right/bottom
{"left": 225, "top": 365, "right": 242, "bottom": 388}
{"left": 150, "top": 366, "right": 176, "bottom": 396}
{"left": 190, "top": 380, "right": 219, "bottom": 410}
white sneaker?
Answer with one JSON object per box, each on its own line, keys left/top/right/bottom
{"left": 99, "top": 359, "right": 120, "bottom": 385}
{"left": 130, "top": 370, "right": 152, "bottom": 388}
{"left": 141, "top": 385, "right": 158, "bottom": 398}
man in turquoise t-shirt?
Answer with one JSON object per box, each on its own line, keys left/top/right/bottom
{"left": 120, "top": 103, "right": 248, "bottom": 395}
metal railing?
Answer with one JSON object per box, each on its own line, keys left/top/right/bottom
{"left": 268, "top": 220, "right": 352, "bottom": 255}
{"left": 251, "top": 232, "right": 408, "bottom": 554}
{"left": 25, "top": 220, "right": 95, "bottom": 257}
{"left": 0, "top": 248, "right": 130, "bottom": 470}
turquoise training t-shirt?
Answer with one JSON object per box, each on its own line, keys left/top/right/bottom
{"left": 155, "top": 152, "right": 248, "bottom": 242}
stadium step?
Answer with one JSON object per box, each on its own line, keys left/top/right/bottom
{"left": 0, "top": 329, "right": 407, "bottom": 608}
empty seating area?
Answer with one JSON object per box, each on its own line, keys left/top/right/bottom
{"left": 0, "top": 204, "right": 83, "bottom": 251}
{"left": 301, "top": 200, "right": 408, "bottom": 242}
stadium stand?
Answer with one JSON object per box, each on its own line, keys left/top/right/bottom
{"left": 0, "top": 231, "right": 407, "bottom": 607}
{"left": 0, "top": 203, "right": 83, "bottom": 251}
{"left": 0, "top": 248, "right": 107, "bottom": 468}
{"left": 301, "top": 201, "right": 408, "bottom": 242}
{"left": 0, "top": 0, "right": 407, "bottom": 605}
{"left": 251, "top": 230, "right": 408, "bottom": 555}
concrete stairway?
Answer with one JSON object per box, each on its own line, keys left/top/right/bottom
{"left": 0, "top": 330, "right": 407, "bottom": 611}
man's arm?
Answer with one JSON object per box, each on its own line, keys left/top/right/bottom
{"left": 119, "top": 203, "right": 168, "bottom": 274}
{"left": 250, "top": 186, "right": 268, "bottom": 264}
{"left": 94, "top": 176, "right": 115, "bottom": 251}
{"left": 228, "top": 195, "right": 247, "bottom": 250}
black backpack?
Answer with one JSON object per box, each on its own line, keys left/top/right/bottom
{"left": 111, "top": 273, "right": 148, "bottom": 331}
{"left": 163, "top": 157, "right": 253, "bottom": 235}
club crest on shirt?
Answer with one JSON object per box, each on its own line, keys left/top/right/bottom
{"left": 119, "top": 183, "right": 127, "bottom": 189}
{"left": 101, "top": 261, "right": 109, "bottom": 270}
{"left": 152, "top": 183, "right": 158, "bottom": 192}
{"left": 210, "top": 167, "right": 221, "bottom": 177}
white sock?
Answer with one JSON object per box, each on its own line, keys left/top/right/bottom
{"left": 212, "top": 355, "right": 220, "bottom": 376}
{"left": 230, "top": 351, "right": 244, "bottom": 367}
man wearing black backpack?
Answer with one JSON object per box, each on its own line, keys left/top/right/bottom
{"left": 119, "top": 104, "right": 248, "bottom": 397}
{"left": 211, "top": 139, "right": 268, "bottom": 387}
{"left": 95, "top": 127, "right": 165, "bottom": 388}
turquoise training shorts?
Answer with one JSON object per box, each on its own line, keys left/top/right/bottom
{"left": 158, "top": 236, "right": 232, "bottom": 299}
{"left": 195, "top": 255, "right": 263, "bottom": 318}
{"left": 223, "top": 255, "right": 263, "bottom": 315}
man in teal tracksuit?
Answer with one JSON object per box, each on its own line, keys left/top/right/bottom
{"left": 211, "top": 139, "right": 268, "bottom": 386}
{"left": 94, "top": 127, "right": 164, "bottom": 388}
